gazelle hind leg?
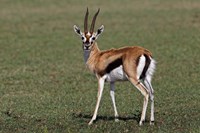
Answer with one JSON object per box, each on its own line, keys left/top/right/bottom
{"left": 144, "top": 78, "right": 154, "bottom": 125}
{"left": 110, "top": 82, "right": 119, "bottom": 122}
{"left": 128, "top": 78, "right": 149, "bottom": 126}
{"left": 144, "top": 58, "right": 156, "bottom": 125}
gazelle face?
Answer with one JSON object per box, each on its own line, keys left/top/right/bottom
{"left": 73, "top": 8, "right": 104, "bottom": 50}
{"left": 74, "top": 25, "right": 104, "bottom": 50}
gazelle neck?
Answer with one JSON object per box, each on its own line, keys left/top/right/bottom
{"left": 83, "top": 42, "right": 100, "bottom": 64}
{"left": 83, "top": 42, "right": 100, "bottom": 74}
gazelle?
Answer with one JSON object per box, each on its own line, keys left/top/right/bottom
{"left": 73, "top": 8, "right": 156, "bottom": 126}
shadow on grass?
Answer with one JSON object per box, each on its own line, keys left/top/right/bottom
{"left": 72, "top": 111, "right": 141, "bottom": 123}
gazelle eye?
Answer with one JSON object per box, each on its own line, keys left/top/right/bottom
{"left": 92, "top": 37, "right": 95, "bottom": 40}
{"left": 81, "top": 37, "right": 84, "bottom": 40}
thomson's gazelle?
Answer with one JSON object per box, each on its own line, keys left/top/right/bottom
{"left": 73, "top": 8, "right": 156, "bottom": 126}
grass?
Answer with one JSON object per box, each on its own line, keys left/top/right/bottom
{"left": 0, "top": 0, "right": 200, "bottom": 132}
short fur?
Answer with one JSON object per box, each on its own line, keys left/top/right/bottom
{"left": 73, "top": 8, "right": 156, "bottom": 126}
{"left": 86, "top": 43, "right": 152, "bottom": 79}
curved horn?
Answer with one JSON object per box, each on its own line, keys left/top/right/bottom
{"left": 90, "top": 8, "right": 100, "bottom": 33}
{"left": 84, "top": 8, "right": 89, "bottom": 33}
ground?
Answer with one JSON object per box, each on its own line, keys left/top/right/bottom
{"left": 0, "top": 0, "right": 200, "bottom": 132}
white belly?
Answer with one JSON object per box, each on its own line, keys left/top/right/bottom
{"left": 105, "top": 65, "right": 128, "bottom": 82}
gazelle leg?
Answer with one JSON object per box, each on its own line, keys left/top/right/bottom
{"left": 110, "top": 82, "right": 119, "bottom": 122}
{"left": 144, "top": 78, "right": 154, "bottom": 125}
{"left": 129, "top": 78, "right": 149, "bottom": 126}
{"left": 150, "top": 96, "right": 154, "bottom": 125}
{"left": 88, "top": 76, "right": 106, "bottom": 125}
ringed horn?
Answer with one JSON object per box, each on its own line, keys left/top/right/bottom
{"left": 84, "top": 8, "right": 100, "bottom": 33}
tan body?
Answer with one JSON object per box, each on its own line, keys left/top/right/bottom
{"left": 87, "top": 43, "right": 152, "bottom": 78}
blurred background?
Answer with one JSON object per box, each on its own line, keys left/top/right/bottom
{"left": 0, "top": 0, "right": 199, "bottom": 132}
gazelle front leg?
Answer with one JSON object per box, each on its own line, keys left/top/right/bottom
{"left": 110, "top": 82, "right": 119, "bottom": 122}
{"left": 88, "top": 75, "right": 106, "bottom": 125}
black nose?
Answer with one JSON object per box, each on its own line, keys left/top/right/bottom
{"left": 85, "top": 45, "right": 90, "bottom": 50}
{"left": 85, "top": 40, "right": 90, "bottom": 44}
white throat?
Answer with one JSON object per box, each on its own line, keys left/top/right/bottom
{"left": 83, "top": 50, "right": 91, "bottom": 63}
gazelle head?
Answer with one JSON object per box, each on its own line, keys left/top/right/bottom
{"left": 74, "top": 8, "right": 104, "bottom": 50}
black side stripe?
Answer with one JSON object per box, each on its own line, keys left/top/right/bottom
{"left": 106, "top": 58, "right": 122, "bottom": 74}
{"left": 139, "top": 54, "right": 151, "bottom": 80}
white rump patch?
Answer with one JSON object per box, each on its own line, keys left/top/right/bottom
{"left": 137, "top": 55, "right": 146, "bottom": 79}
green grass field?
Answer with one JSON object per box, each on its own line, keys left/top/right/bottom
{"left": 0, "top": 0, "right": 200, "bottom": 132}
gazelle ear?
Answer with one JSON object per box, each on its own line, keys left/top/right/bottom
{"left": 73, "top": 25, "right": 83, "bottom": 37}
{"left": 96, "top": 25, "right": 104, "bottom": 38}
